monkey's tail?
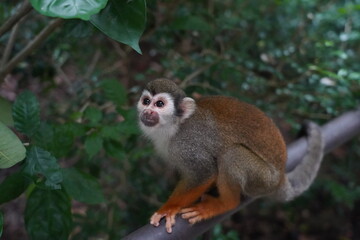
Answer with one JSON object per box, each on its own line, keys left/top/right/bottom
{"left": 273, "top": 122, "right": 324, "bottom": 202}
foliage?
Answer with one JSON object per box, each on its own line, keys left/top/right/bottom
{"left": 30, "top": 0, "right": 108, "bottom": 20}
{"left": 0, "top": 89, "right": 138, "bottom": 239}
{"left": 29, "top": 0, "right": 146, "bottom": 53}
{"left": 0, "top": 171, "right": 29, "bottom": 204}
{"left": 62, "top": 168, "right": 105, "bottom": 204}
{"left": 25, "top": 188, "right": 72, "bottom": 240}
{"left": 0, "top": 0, "right": 359, "bottom": 239}
{"left": 90, "top": 0, "right": 147, "bottom": 54}
{"left": 12, "top": 91, "right": 40, "bottom": 137}
{"left": 24, "top": 146, "right": 63, "bottom": 189}
{"left": 0, "top": 122, "right": 26, "bottom": 168}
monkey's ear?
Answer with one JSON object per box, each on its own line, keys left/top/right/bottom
{"left": 180, "top": 97, "right": 196, "bottom": 122}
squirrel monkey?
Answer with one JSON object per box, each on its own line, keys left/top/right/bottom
{"left": 137, "top": 78, "right": 324, "bottom": 233}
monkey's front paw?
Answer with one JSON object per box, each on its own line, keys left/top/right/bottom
{"left": 150, "top": 211, "right": 177, "bottom": 233}
{"left": 150, "top": 212, "right": 164, "bottom": 227}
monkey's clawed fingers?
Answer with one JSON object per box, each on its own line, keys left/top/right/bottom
{"left": 150, "top": 212, "right": 164, "bottom": 227}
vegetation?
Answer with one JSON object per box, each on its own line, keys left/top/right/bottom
{"left": 0, "top": 0, "right": 359, "bottom": 239}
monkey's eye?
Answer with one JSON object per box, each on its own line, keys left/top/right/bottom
{"left": 142, "top": 98, "right": 151, "bottom": 105}
{"left": 155, "top": 100, "right": 165, "bottom": 108}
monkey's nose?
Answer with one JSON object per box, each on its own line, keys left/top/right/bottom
{"left": 141, "top": 110, "right": 159, "bottom": 127}
{"left": 143, "top": 109, "right": 155, "bottom": 115}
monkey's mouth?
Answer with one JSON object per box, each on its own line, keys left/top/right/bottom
{"left": 141, "top": 114, "right": 159, "bottom": 127}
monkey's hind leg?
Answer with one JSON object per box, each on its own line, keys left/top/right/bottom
{"left": 180, "top": 148, "right": 245, "bottom": 224}
{"left": 180, "top": 168, "right": 241, "bottom": 224}
{"left": 181, "top": 146, "right": 282, "bottom": 224}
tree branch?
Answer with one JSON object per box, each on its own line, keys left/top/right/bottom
{"left": 0, "top": 18, "right": 64, "bottom": 82}
{"left": 123, "top": 107, "right": 360, "bottom": 240}
{"left": 1, "top": 23, "right": 20, "bottom": 68}
{"left": 0, "top": 0, "right": 32, "bottom": 37}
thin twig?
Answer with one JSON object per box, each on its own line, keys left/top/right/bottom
{"left": 1, "top": 23, "right": 19, "bottom": 68}
{"left": 84, "top": 49, "right": 102, "bottom": 80}
{"left": 0, "top": 18, "right": 64, "bottom": 83}
{"left": 0, "top": 0, "right": 33, "bottom": 37}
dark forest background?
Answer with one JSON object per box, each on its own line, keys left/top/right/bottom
{"left": 0, "top": 0, "right": 359, "bottom": 239}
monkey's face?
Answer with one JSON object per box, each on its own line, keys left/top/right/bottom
{"left": 137, "top": 80, "right": 196, "bottom": 148}
{"left": 137, "top": 90, "right": 177, "bottom": 128}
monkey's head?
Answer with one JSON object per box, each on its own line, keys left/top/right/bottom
{"left": 137, "top": 79, "right": 196, "bottom": 135}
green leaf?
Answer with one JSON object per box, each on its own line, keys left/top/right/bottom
{"left": 84, "top": 134, "right": 103, "bottom": 158}
{"left": 90, "top": 0, "right": 146, "bottom": 54}
{"left": 325, "top": 179, "right": 359, "bottom": 208}
{"left": 66, "top": 122, "right": 87, "bottom": 137}
{"left": 0, "top": 171, "right": 29, "bottom": 204}
{"left": 115, "top": 108, "right": 141, "bottom": 135}
{"left": 104, "top": 140, "right": 126, "bottom": 159}
{"left": 34, "top": 123, "right": 76, "bottom": 158}
{"left": 100, "top": 122, "right": 139, "bottom": 140}
{"left": 33, "top": 122, "right": 54, "bottom": 149}
{"left": 12, "top": 91, "right": 40, "bottom": 137}
{"left": 0, "top": 97, "right": 13, "bottom": 126}
{"left": 100, "top": 79, "right": 127, "bottom": 107}
{"left": 23, "top": 147, "right": 63, "bottom": 189}
{"left": 100, "top": 125, "right": 120, "bottom": 140}
{"left": 29, "top": 0, "right": 108, "bottom": 20}
{"left": 25, "top": 187, "right": 72, "bottom": 240}
{"left": 116, "top": 120, "right": 140, "bottom": 135}
{"left": 0, "top": 122, "right": 26, "bottom": 168}
{"left": 84, "top": 106, "right": 103, "bottom": 124}
{"left": 62, "top": 168, "right": 105, "bottom": 204}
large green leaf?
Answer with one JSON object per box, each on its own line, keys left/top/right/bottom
{"left": 0, "top": 171, "right": 29, "bottom": 204}
{"left": 62, "top": 168, "right": 105, "bottom": 204}
{"left": 23, "top": 147, "right": 63, "bottom": 189}
{"left": 90, "top": 0, "right": 146, "bottom": 54}
{"left": 25, "top": 187, "right": 72, "bottom": 240}
{"left": 0, "top": 122, "right": 26, "bottom": 168}
{"left": 12, "top": 91, "right": 40, "bottom": 137}
{"left": 29, "top": 0, "right": 108, "bottom": 20}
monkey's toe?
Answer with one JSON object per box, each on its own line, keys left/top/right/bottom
{"left": 181, "top": 207, "right": 204, "bottom": 224}
{"left": 165, "top": 214, "right": 176, "bottom": 233}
